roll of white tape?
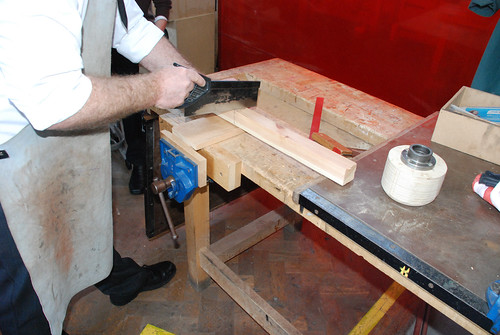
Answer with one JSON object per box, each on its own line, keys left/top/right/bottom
{"left": 381, "top": 144, "right": 447, "bottom": 206}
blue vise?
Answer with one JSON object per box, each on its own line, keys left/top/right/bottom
{"left": 159, "top": 138, "right": 198, "bottom": 203}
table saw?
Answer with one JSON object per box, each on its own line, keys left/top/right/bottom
{"left": 146, "top": 59, "right": 500, "bottom": 334}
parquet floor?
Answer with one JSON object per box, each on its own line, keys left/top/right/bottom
{"left": 62, "top": 152, "right": 470, "bottom": 335}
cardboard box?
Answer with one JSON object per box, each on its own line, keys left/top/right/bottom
{"left": 431, "top": 86, "right": 500, "bottom": 165}
{"left": 169, "top": 0, "right": 215, "bottom": 21}
{"left": 166, "top": 13, "right": 216, "bottom": 74}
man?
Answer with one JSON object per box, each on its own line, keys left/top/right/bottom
{"left": 0, "top": 0, "right": 205, "bottom": 334}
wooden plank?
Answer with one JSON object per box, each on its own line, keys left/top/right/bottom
{"left": 160, "top": 130, "right": 207, "bottom": 188}
{"left": 199, "top": 247, "right": 302, "bottom": 335}
{"left": 199, "top": 143, "right": 242, "bottom": 192}
{"left": 219, "top": 108, "right": 357, "bottom": 186}
{"left": 184, "top": 185, "right": 211, "bottom": 290}
{"left": 172, "top": 115, "right": 244, "bottom": 150}
{"left": 210, "top": 206, "right": 299, "bottom": 263}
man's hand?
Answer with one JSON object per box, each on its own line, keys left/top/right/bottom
{"left": 152, "top": 65, "right": 205, "bottom": 109}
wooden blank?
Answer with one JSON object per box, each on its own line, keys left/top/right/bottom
{"left": 199, "top": 143, "right": 242, "bottom": 192}
{"left": 172, "top": 115, "right": 244, "bottom": 150}
{"left": 219, "top": 108, "right": 357, "bottom": 186}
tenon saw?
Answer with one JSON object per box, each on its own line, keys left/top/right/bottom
{"left": 174, "top": 63, "right": 260, "bottom": 116}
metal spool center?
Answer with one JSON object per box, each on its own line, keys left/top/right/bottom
{"left": 401, "top": 144, "right": 436, "bottom": 170}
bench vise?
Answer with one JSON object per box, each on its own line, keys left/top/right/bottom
{"left": 150, "top": 138, "right": 199, "bottom": 247}
{"left": 156, "top": 138, "right": 198, "bottom": 203}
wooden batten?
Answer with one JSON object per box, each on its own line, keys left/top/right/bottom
{"left": 219, "top": 108, "right": 357, "bottom": 186}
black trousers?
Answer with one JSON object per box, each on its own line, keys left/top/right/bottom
{"left": 0, "top": 203, "right": 51, "bottom": 335}
{"left": 0, "top": 203, "right": 148, "bottom": 335}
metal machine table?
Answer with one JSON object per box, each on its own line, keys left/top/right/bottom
{"left": 300, "top": 114, "right": 500, "bottom": 333}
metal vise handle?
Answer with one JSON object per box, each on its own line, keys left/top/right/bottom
{"left": 151, "top": 176, "right": 179, "bottom": 247}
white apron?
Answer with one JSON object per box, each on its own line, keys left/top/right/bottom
{"left": 0, "top": 0, "right": 116, "bottom": 333}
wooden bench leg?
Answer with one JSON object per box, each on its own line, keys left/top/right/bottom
{"left": 184, "top": 184, "right": 211, "bottom": 291}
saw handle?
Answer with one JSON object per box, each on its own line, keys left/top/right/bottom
{"left": 173, "top": 63, "right": 211, "bottom": 109}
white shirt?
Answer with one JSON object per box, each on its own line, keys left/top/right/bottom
{"left": 0, "top": 0, "right": 163, "bottom": 145}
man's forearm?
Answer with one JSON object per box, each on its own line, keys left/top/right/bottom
{"left": 48, "top": 38, "right": 204, "bottom": 132}
{"left": 49, "top": 73, "right": 158, "bottom": 131}
{"left": 48, "top": 64, "right": 203, "bottom": 132}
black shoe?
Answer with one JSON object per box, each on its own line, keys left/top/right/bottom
{"left": 109, "top": 261, "right": 176, "bottom": 306}
{"left": 128, "top": 164, "right": 145, "bottom": 195}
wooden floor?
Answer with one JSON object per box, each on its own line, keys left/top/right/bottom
{"left": 62, "top": 152, "right": 471, "bottom": 335}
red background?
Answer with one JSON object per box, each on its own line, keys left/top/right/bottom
{"left": 218, "top": 0, "right": 499, "bottom": 117}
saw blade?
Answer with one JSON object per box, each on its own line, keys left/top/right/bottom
{"left": 183, "top": 80, "right": 260, "bottom": 116}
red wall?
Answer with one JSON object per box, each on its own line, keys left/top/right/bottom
{"left": 218, "top": 0, "right": 499, "bottom": 117}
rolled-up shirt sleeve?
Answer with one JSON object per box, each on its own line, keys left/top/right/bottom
{"left": 1, "top": 0, "right": 163, "bottom": 138}
{"left": 113, "top": 0, "right": 164, "bottom": 64}
{"left": 1, "top": 1, "right": 92, "bottom": 132}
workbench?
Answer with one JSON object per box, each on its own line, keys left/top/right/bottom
{"left": 153, "top": 59, "right": 499, "bottom": 334}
